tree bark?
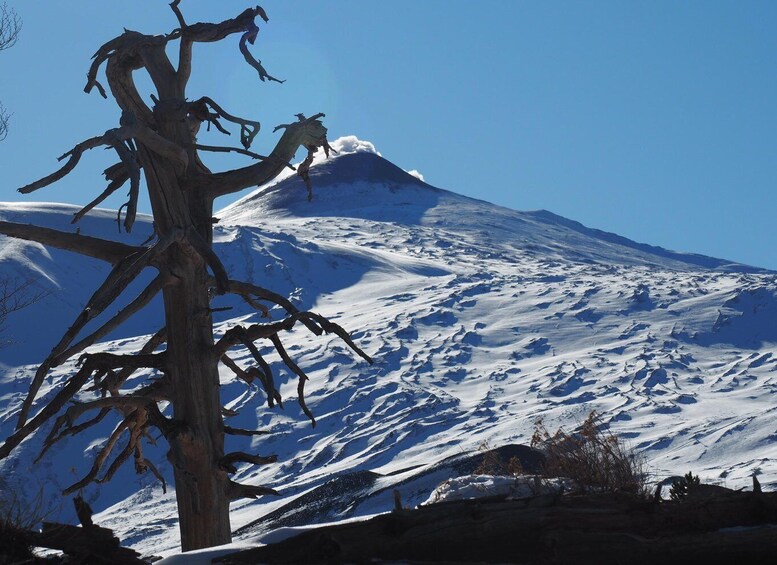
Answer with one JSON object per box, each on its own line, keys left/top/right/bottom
{"left": 162, "top": 249, "right": 230, "bottom": 549}
{"left": 135, "top": 87, "right": 231, "bottom": 546}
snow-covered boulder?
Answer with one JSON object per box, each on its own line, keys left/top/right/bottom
{"left": 422, "top": 475, "right": 577, "bottom": 505}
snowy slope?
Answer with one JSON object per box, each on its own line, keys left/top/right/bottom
{"left": 0, "top": 204, "right": 159, "bottom": 366}
{"left": 1, "top": 137, "right": 776, "bottom": 556}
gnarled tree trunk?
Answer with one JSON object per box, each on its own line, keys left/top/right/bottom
{"left": 0, "top": 3, "right": 371, "bottom": 551}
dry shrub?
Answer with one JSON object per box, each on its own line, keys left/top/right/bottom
{"left": 473, "top": 442, "right": 524, "bottom": 476}
{"left": 506, "top": 456, "right": 524, "bottom": 476}
{"left": 531, "top": 411, "right": 648, "bottom": 496}
{"left": 0, "top": 482, "right": 57, "bottom": 562}
{"left": 0, "top": 490, "right": 39, "bottom": 562}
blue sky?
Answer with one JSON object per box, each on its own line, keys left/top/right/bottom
{"left": 1, "top": 1, "right": 776, "bottom": 268}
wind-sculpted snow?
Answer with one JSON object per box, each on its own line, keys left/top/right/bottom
{"left": 1, "top": 144, "right": 776, "bottom": 556}
{"left": 0, "top": 204, "right": 158, "bottom": 365}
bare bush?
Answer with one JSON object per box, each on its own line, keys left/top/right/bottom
{"left": 0, "top": 482, "right": 54, "bottom": 562}
{"left": 0, "top": 276, "right": 50, "bottom": 347}
{"left": 0, "top": 101, "right": 9, "bottom": 142}
{"left": 0, "top": 2, "right": 21, "bottom": 141}
{"left": 0, "top": 2, "right": 21, "bottom": 51}
{"left": 531, "top": 411, "right": 649, "bottom": 496}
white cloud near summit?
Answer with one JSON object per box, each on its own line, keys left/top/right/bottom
{"left": 328, "top": 136, "right": 424, "bottom": 182}
{"left": 329, "top": 135, "right": 381, "bottom": 156}
{"left": 406, "top": 169, "right": 424, "bottom": 182}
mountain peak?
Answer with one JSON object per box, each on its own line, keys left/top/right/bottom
{"left": 304, "top": 151, "right": 430, "bottom": 189}
{"left": 218, "top": 143, "right": 442, "bottom": 223}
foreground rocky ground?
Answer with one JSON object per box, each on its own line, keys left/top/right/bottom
{"left": 3, "top": 452, "right": 775, "bottom": 564}
{"left": 219, "top": 488, "right": 777, "bottom": 564}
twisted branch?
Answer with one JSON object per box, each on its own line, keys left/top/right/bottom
{"left": 17, "top": 134, "right": 109, "bottom": 194}
{"left": 72, "top": 168, "right": 132, "bottom": 225}
{"left": 98, "top": 439, "right": 136, "bottom": 485}
{"left": 135, "top": 451, "right": 167, "bottom": 493}
{"left": 35, "top": 408, "right": 110, "bottom": 464}
{"left": 63, "top": 413, "right": 134, "bottom": 494}
{"left": 15, "top": 247, "right": 155, "bottom": 428}
{"left": 0, "top": 222, "right": 143, "bottom": 265}
{"left": 169, "top": 0, "right": 186, "bottom": 29}
{"left": 238, "top": 31, "right": 284, "bottom": 84}
{"left": 220, "top": 353, "right": 249, "bottom": 381}
{"left": 205, "top": 113, "right": 330, "bottom": 197}
{"left": 217, "top": 279, "right": 312, "bottom": 328}
{"left": 231, "top": 330, "right": 282, "bottom": 408}
{"left": 15, "top": 230, "right": 178, "bottom": 428}
{"left": 176, "top": 7, "right": 268, "bottom": 44}
{"left": 217, "top": 311, "right": 371, "bottom": 363}
{"left": 101, "top": 328, "right": 167, "bottom": 394}
{"left": 219, "top": 451, "right": 277, "bottom": 474}
{"left": 62, "top": 399, "right": 163, "bottom": 494}
{"left": 228, "top": 480, "right": 279, "bottom": 501}
{"left": 99, "top": 426, "right": 163, "bottom": 490}
{"left": 214, "top": 309, "right": 372, "bottom": 425}
{"left": 270, "top": 334, "right": 315, "bottom": 426}
{"left": 0, "top": 352, "right": 165, "bottom": 460}
{"left": 85, "top": 30, "right": 166, "bottom": 106}
{"left": 194, "top": 97, "right": 261, "bottom": 151}
{"left": 192, "top": 144, "right": 267, "bottom": 161}
{"left": 17, "top": 117, "right": 184, "bottom": 233}
{"left": 48, "top": 395, "right": 164, "bottom": 443}
{"left": 53, "top": 274, "right": 169, "bottom": 366}
{"left": 224, "top": 426, "right": 271, "bottom": 437}
{"left": 220, "top": 353, "right": 284, "bottom": 410}
{"left": 300, "top": 312, "right": 372, "bottom": 364}
{"left": 277, "top": 113, "right": 334, "bottom": 201}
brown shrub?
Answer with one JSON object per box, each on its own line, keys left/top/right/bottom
{"left": 473, "top": 442, "right": 525, "bottom": 476}
{"left": 0, "top": 489, "right": 41, "bottom": 562}
{"left": 530, "top": 411, "right": 648, "bottom": 496}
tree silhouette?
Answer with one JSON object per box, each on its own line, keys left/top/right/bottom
{"left": 0, "top": 2, "right": 22, "bottom": 141}
{"left": 0, "top": 276, "right": 49, "bottom": 347}
{"left": 0, "top": 3, "right": 371, "bottom": 551}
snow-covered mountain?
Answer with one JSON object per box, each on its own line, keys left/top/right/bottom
{"left": 1, "top": 137, "right": 776, "bottom": 557}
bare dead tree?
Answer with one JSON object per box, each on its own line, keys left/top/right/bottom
{"left": 0, "top": 2, "right": 21, "bottom": 141}
{"left": 0, "top": 3, "right": 371, "bottom": 551}
{"left": 0, "top": 102, "right": 9, "bottom": 141}
{"left": 0, "top": 2, "right": 19, "bottom": 50}
{"left": 0, "top": 276, "right": 50, "bottom": 347}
